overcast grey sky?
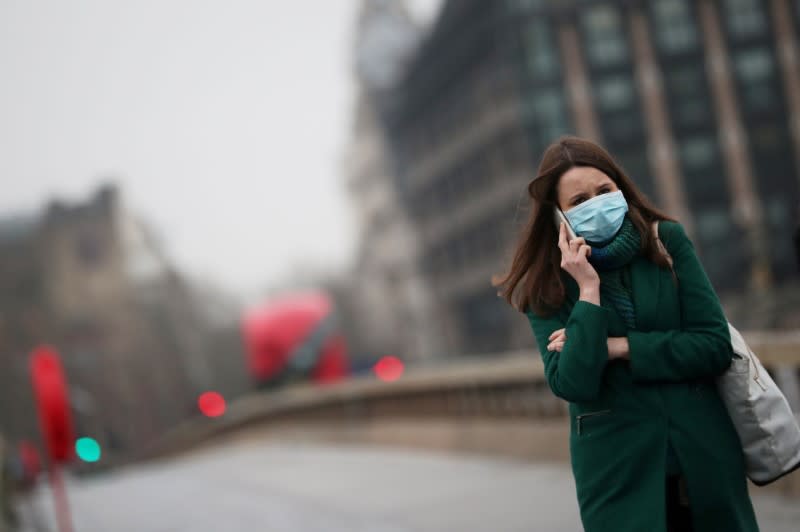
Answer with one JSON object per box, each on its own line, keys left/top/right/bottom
{"left": 0, "top": 0, "right": 440, "bottom": 298}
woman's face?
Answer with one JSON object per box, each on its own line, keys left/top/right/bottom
{"left": 556, "top": 166, "right": 619, "bottom": 212}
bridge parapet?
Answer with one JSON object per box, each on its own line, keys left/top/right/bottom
{"left": 127, "top": 332, "right": 800, "bottom": 497}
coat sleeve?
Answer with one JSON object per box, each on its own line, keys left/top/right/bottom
{"left": 527, "top": 301, "right": 611, "bottom": 402}
{"left": 627, "top": 222, "right": 733, "bottom": 382}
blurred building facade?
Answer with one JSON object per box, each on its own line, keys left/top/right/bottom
{"left": 343, "top": 0, "right": 444, "bottom": 363}
{"left": 368, "top": 0, "right": 800, "bottom": 355}
{"left": 0, "top": 185, "right": 243, "bottom": 454}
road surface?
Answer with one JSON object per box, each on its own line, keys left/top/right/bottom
{"left": 16, "top": 439, "right": 800, "bottom": 531}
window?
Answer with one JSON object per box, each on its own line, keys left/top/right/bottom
{"left": 593, "top": 75, "right": 641, "bottom": 141}
{"left": 652, "top": 0, "right": 699, "bottom": 53}
{"left": 693, "top": 208, "right": 747, "bottom": 290}
{"left": 531, "top": 89, "right": 571, "bottom": 143}
{"left": 581, "top": 5, "right": 629, "bottom": 67}
{"left": 594, "top": 75, "right": 635, "bottom": 112}
{"left": 680, "top": 135, "right": 716, "bottom": 169}
{"left": 525, "top": 20, "right": 560, "bottom": 80}
{"left": 679, "top": 135, "right": 725, "bottom": 205}
{"left": 664, "top": 65, "right": 712, "bottom": 126}
{"left": 749, "top": 123, "right": 796, "bottom": 206}
{"left": 734, "top": 47, "right": 774, "bottom": 82}
{"left": 695, "top": 210, "right": 731, "bottom": 242}
{"left": 751, "top": 124, "right": 783, "bottom": 153}
{"left": 765, "top": 196, "right": 790, "bottom": 227}
{"left": 615, "top": 150, "right": 652, "bottom": 196}
{"left": 732, "top": 46, "right": 778, "bottom": 112}
{"left": 722, "top": 0, "right": 768, "bottom": 38}
{"left": 762, "top": 197, "right": 794, "bottom": 280}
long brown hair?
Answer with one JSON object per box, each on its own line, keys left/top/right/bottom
{"left": 494, "top": 136, "right": 675, "bottom": 317}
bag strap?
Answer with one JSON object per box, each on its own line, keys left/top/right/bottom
{"left": 653, "top": 222, "right": 757, "bottom": 369}
{"left": 651, "top": 220, "right": 677, "bottom": 281}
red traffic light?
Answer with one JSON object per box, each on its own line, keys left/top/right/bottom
{"left": 198, "top": 391, "right": 226, "bottom": 418}
{"left": 374, "top": 356, "right": 404, "bottom": 382}
{"left": 30, "top": 346, "right": 75, "bottom": 463}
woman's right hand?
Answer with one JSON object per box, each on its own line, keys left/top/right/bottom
{"left": 558, "top": 222, "right": 600, "bottom": 303}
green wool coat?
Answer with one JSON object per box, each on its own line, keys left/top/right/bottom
{"left": 527, "top": 221, "right": 759, "bottom": 532}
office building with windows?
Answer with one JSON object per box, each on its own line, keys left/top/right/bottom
{"left": 381, "top": 0, "right": 800, "bottom": 355}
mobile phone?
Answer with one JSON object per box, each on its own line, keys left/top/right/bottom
{"left": 554, "top": 207, "right": 578, "bottom": 241}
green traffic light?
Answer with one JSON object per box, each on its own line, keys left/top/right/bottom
{"left": 75, "top": 437, "right": 101, "bottom": 462}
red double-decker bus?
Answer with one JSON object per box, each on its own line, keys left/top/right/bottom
{"left": 241, "top": 292, "right": 348, "bottom": 388}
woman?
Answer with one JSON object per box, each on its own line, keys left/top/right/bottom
{"left": 495, "top": 137, "right": 759, "bottom": 531}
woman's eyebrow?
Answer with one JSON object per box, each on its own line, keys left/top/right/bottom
{"left": 568, "top": 192, "right": 584, "bottom": 204}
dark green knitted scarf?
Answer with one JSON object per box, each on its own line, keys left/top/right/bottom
{"left": 587, "top": 217, "right": 641, "bottom": 329}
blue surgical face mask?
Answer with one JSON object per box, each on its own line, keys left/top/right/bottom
{"left": 564, "top": 190, "right": 628, "bottom": 244}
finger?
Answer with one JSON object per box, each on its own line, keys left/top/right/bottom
{"left": 551, "top": 341, "right": 564, "bottom": 352}
{"left": 579, "top": 244, "right": 592, "bottom": 259}
{"left": 548, "top": 328, "right": 565, "bottom": 341}
{"left": 569, "top": 236, "right": 586, "bottom": 251}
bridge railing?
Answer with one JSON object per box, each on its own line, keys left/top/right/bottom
{"left": 125, "top": 332, "right": 800, "bottom": 497}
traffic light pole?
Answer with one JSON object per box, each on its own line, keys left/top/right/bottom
{"left": 50, "top": 465, "right": 74, "bottom": 532}
{"left": 29, "top": 346, "right": 77, "bottom": 532}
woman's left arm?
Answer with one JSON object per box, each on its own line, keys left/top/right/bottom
{"left": 625, "top": 222, "right": 733, "bottom": 382}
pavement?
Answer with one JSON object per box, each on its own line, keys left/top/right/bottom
{"left": 15, "top": 439, "right": 800, "bottom": 531}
